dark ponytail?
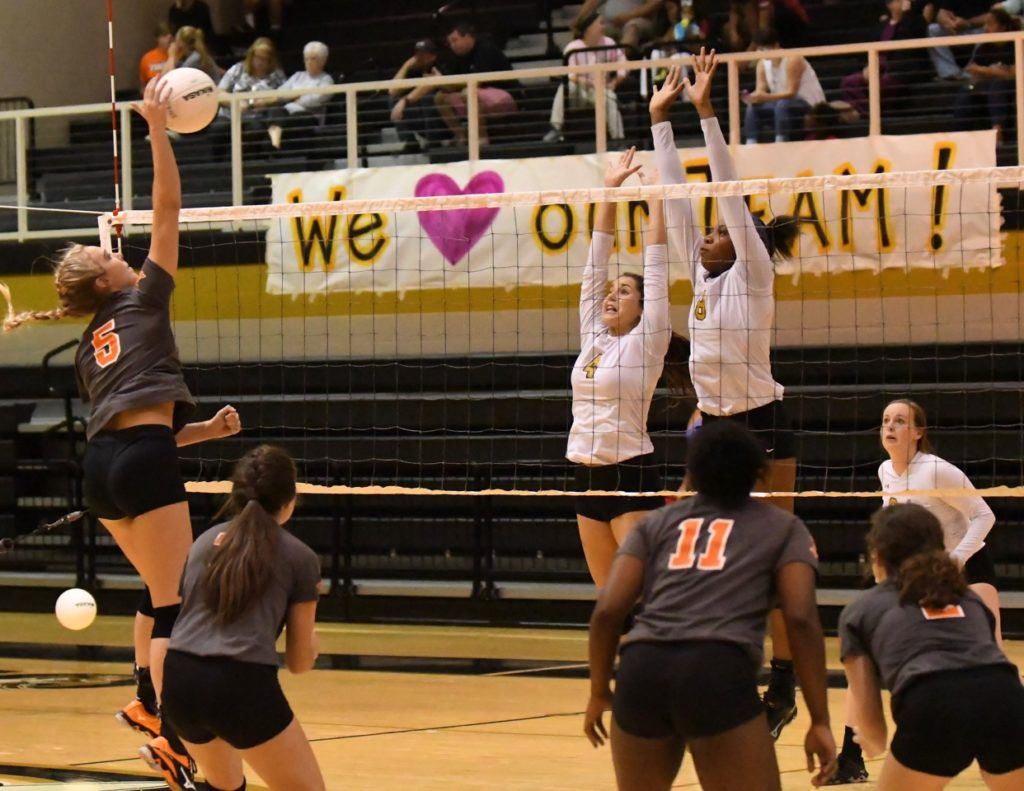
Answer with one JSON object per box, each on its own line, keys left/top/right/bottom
{"left": 620, "top": 272, "right": 694, "bottom": 398}
{"left": 763, "top": 215, "right": 800, "bottom": 260}
{"left": 898, "top": 549, "right": 967, "bottom": 609}
{"left": 868, "top": 503, "right": 967, "bottom": 609}
{"left": 663, "top": 332, "right": 693, "bottom": 397}
{"left": 202, "top": 445, "right": 297, "bottom": 624}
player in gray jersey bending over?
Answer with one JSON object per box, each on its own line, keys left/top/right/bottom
{"left": 840, "top": 503, "right": 1024, "bottom": 790}
{"left": 585, "top": 420, "right": 836, "bottom": 791}
{"left": 0, "top": 76, "right": 240, "bottom": 790}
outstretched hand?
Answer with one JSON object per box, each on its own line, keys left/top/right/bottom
{"left": 681, "top": 47, "right": 718, "bottom": 117}
{"left": 131, "top": 76, "right": 172, "bottom": 131}
{"left": 649, "top": 64, "right": 687, "bottom": 124}
{"left": 605, "top": 146, "right": 642, "bottom": 188}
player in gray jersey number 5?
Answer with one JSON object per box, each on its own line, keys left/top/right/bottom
{"left": 0, "top": 76, "right": 241, "bottom": 790}
{"left": 585, "top": 421, "right": 836, "bottom": 790}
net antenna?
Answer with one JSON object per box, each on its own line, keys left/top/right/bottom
{"left": 103, "top": 0, "right": 123, "bottom": 255}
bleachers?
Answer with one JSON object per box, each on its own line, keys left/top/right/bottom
{"left": 3, "top": 0, "right": 1015, "bottom": 221}
{"left": 4, "top": 338, "right": 1024, "bottom": 607}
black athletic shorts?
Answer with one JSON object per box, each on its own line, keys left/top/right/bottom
{"left": 964, "top": 546, "right": 998, "bottom": 587}
{"left": 613, "top": 640, "right": 764, "bottom": 740}
{"left": 83, "top": 425, "right": 186, "bottom": 520}
{"left": 891, "top": 664, "right": 1024, "bottom": 777}
{"left": 572, "top": 453, "right": 665, "bottom": 522}
{"left": 162, "top": 649, "right": 295, "bottom": 750}
{"left": 699, "top": 399, "right": 796, "bottom": 460}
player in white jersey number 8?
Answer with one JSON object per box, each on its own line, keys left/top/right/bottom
{"left": 650, "top": 50, "right": 803, "bottom": 742}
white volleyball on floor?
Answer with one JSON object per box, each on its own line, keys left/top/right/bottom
{"left": 162, "top": 67, "right": 219, "bottom": 134}
{"left": 55, "top": 587, "right": 97, "bottom": 631}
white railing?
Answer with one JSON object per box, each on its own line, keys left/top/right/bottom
{"left": 0, "top": 29, "right": 1021, "bottom": 242}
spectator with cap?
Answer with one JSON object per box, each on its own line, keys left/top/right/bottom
{"left": 543, "top": 12, "right": 628, "bottom": 143}
{"left": 435, "top": 22, "right": 518, "bottom": 147}
{"left": 265, "top": 41, "right": 334, "bottom": 149}
{"left": 389, "top": 40, "right": 445, "bottom": 148}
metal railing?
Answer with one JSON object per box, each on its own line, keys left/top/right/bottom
{"left": 0, "top": 29, "right": 1020, "bottom": 242}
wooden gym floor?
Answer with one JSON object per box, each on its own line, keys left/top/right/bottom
{"left": 0, "top": 613, "right": 1020, "bottom": 789}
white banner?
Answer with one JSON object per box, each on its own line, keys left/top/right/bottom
{"left": 266, "top": 130, "right": 1000, "bottom": 296}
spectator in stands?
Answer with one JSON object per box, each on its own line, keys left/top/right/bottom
{"left": 742, "top": 28, "right": 826, "bottom": 143}
{"left": 389, "top": 40, "right": 445, "bottom": 149}
{"left": 574, "top": 0, "right": 667, "bottom": 54}
{"left": 168, "top": 0, "right": 215, "bottom": 42}
{"left": 140, "top": 22, "right": 174, "bottom": 89}
{"left": 723, "top": 0, "right": 809, "bottom": 51}
{"left": 953, "top": 8, "right": 1018, "bottom": 141}
{"left": 658, "top": 0, "right": 709, "bottom": 45}
{"left": 217, "top": 37, "right": 286, "bottom": 118}
{"left": 163, "top": 25, "right": 222, "bottom": 81}
{"left": 927, "top": 0, "right": 992, "bottom": 79}
{"left": 993, "top": 0, "right": 1023, "bottom": 17}
{"left": 239, "top": 0, "right": 287, "bottom": 34}
{"left": 543, "top": 12, "right": 628, "bottom": 143}
{"left": 211, "top": 37, "right": 286, "bottom": 154}
{"left": 265, "top": 41, "right": 334, "bottom": 149}
{"left": 840, "top": 0, "right": 928, "bottom": 118}
{"left": 435, "top": 22, "right": 518, "bottom": 147}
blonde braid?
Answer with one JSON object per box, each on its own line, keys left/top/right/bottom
{"left": 0, "top": 280, "right": 70, "bottom": 332}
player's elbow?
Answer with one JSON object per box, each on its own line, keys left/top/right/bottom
{"left": 286, "top": 648, "right": 316, "bottom": 674}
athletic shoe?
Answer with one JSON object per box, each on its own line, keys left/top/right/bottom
{"left": 139, "top": 736, "right": 197, "bottom": 791}
{"left": 115, "top": 698, "right": 161, "bottom": 739}
{"left": 763, "top": 688, "right": 797, "bottom": 740}
{"left": 824, "top": 753, "right": 870, "bottom": 785}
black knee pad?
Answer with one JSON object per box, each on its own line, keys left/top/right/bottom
{"left": 151, "top": 604, "right": 181, "bottom": 639}
{"left": 137, "top": 586, "right": 154, "bottom": 618}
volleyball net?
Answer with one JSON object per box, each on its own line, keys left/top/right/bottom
{"left": 80, "top": 162, "right": 1024, "bottom": 498}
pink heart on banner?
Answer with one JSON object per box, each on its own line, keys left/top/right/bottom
{"left": 415, "top": 171, "right": 504, "bottom": 265}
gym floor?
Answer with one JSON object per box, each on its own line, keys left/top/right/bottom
{"left": 0, "top": 614, "right": 1020, "bottom": 790}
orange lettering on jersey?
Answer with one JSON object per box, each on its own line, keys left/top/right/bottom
{"left": 91, "top": 319, "right": 121, "bottom": 368}
{"left": 668, "top": 518, "right": 735, "bottom": 571}
{"left": 921, "top": 604, "right": 965, "bottom": 620}
{"left": 696, "top": 519, "right": 734, "bottom": 570}
{"left": 583, "top": 354, "right": 602, "bottom": 379}
{"left": 668, "top": 518, "right": 702, "bottom": 569}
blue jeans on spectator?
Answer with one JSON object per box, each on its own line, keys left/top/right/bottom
{"left": 927, "top": 23, "right": 985, "bottom": 79}
{"left": 953, "top": 79, "right": 1015, "bottom": 132}
{"left": 744, "top": 98, "right": 811, "bottom": 143}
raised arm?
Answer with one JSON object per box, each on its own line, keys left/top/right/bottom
{"left": 935, "top": 460, "right": 996, "bottom": 567}
{"left": 686, "top": 49, "right": 774, "bottom": 292}
{"left": 581, "top": 148, "right": 642, "bottom": 335}
{"left": 132, "top": 77, "right": 181, "bottom": 277}
{"left": 649, "top": 65, "right": 701, "bottom": 275}
{"left": 637, "top": 168, "right": 670, "bottom": 351}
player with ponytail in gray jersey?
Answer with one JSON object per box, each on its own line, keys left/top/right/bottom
{"left": 840, "top": 503, "right": 1024, "bottom": 790}
{"left": 162, "top": 445, "right": 325, "bottom": 791}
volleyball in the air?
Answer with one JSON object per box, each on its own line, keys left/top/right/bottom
{"left": 163, "top": 67, "right": 218, "bottom": 134}
{"left": 55, "top": 588, "right": 97, "bottom": 631}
